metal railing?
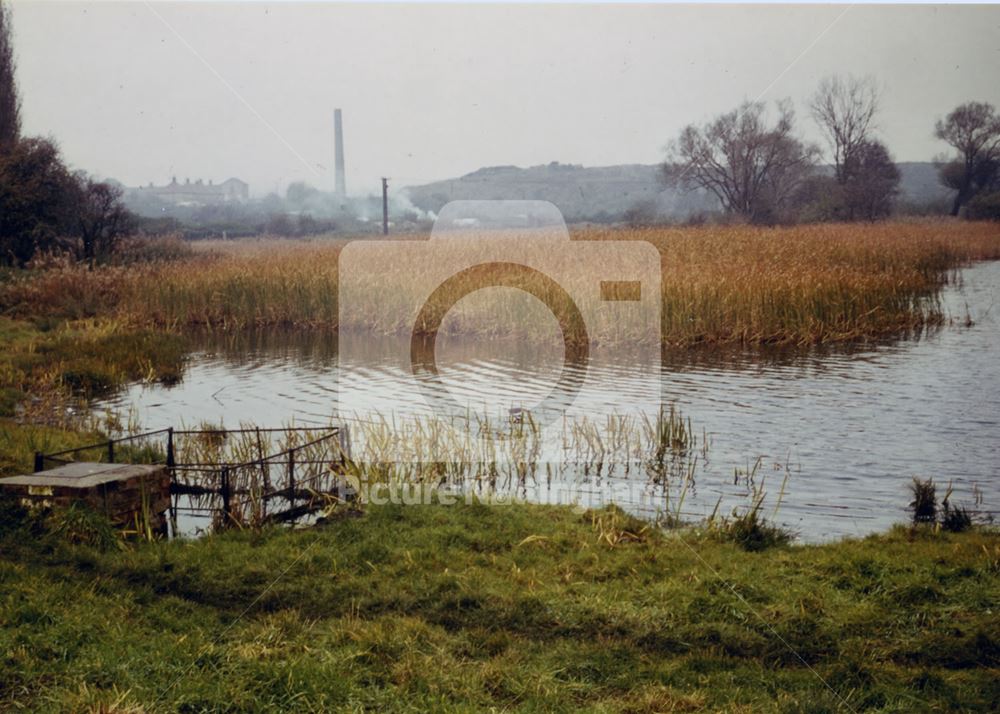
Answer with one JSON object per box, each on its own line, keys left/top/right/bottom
{"left": 34, "top": 425, "right": 351, "bottom": 529}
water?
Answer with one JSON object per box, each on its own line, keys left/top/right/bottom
{"left": 98, "top": 262, "right": 1000, "bottom": 542}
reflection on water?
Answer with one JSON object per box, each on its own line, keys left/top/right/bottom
{"left": 98, "top": 262, "right": 1000, "bottom": 542}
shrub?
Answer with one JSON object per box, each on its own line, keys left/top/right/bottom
{"left": 965, "top": 191, "right": 1000, "bottom": 221}
{"left": 0, "top": 138, "right": 77, "bottom": 266}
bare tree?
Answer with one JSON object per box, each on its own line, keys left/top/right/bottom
{"left": 935, "top": 101, "right": 1000, "bottom": 216}
{"left": 663, "top": 100, "right": 818, "bottom": 223}
{"left": 0, "top": 0, "right": 20, "bottom": 147}
{"left": 810, "top": 75, "right": 880, "bottom": 184}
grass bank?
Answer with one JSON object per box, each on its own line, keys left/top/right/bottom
{"left": 4, "top": 221, "right": 1000, "bottom": 346}
{"left": 0, "top": 316, "right": 186, "bottom": 477}
{"left": 1, "top": 501, "right": 997, "bottom": 712}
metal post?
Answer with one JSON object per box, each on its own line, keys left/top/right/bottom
{"left": 381, "top": 177, "right": 389, "bottom": 235}
{"left": 287, "top": 448, "right": 296, "bottom": 506}
{"left": 338, "top": 425, "right": 351, "bottom": 465}
{"left": 166, "top": 427, "right": 175, "bottom": 468}
{"left": 34, "top": 452, "right": 44, "bottom": 473}
{"left": 107, "top": 439, "right": 115, "bottom": 464}
{"left": 220, "top": 467, "right": 232, "bottom": 526}
{"left": 256, "top": 427, "right": 270, "bottom": 492}
{"left": 168, "top": 495, "right": 178, "bottom": 540}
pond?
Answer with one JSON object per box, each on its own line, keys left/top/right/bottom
{"left": 97, "top": 261, "right": 1000, "bottom": 541}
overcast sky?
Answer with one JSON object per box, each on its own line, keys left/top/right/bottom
{"left": 9, "top": 2, "right": 1000, "bottom": 197}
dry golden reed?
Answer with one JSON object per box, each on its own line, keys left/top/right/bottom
{"left": 5, "top": 221, "right": 1000, "bottom": 346}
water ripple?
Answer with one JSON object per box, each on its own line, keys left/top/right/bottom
{"left": 98, "top": 262, "right": 1000, "bottom": 542}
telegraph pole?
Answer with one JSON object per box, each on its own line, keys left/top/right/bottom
{"left": 381, "top": 177, "right": 389, "bottom": 235}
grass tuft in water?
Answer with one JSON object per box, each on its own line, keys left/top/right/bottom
{"left": 713, "top": 501, "right": 793, "bottom": 552}
{"left": 941, "top": 483, "right": 974, "bottom": 533}
{"left": 910, "top": 477, "right": 938, "bottom": 525}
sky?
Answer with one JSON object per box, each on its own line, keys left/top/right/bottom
{"left": 9, "top": 2, "right": 1000, "bottom": 197}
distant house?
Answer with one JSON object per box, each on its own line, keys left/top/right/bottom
{"left": 128, "top": 177, "right": 249, "bottom": 206}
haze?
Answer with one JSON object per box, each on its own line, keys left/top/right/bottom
{"left": 9, "top": 1, "right": 1000, "bottom": 197}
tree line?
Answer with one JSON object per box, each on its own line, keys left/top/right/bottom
{"left": 662, "top": 76, "right": 1000, "bottom": 225}
{"left": 0, "top": 2, "right": 132, "bottom": 267}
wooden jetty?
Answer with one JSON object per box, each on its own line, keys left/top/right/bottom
{"left": 0, "top": 425, "right": 353, "bottom": 536}
{"left": 0, "top": 462, "right": 171, "bottom": 534}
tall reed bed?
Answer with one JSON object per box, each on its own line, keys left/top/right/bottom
{"left": 338, "top": 405, "right": 707, "bottom": 523}
{"left": 4, "top": 222, "right": 1000, "bottom": 345}
{"left": 138, "top": 239, "right": 344, "bottom": 329}
{"left": 641, "top": 222, "right": 995, "bottom": 344}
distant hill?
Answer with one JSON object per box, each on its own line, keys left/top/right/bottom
{"left": 404, "top": 161, "right": 953, "bottom": 223}
{"left": 404, "top": 162, "right": 716, "bottom": 223}
{"left": 896, "top": 162, "right": 954, "bottom": 209}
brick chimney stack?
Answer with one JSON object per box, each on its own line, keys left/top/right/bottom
{"left": 334, "top": 108, "right": 346, "bottom": 197}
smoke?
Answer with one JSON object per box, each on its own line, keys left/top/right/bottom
{"left": 280, "top": 184, "right": 437, "bottom": 230}
{"left": 396, "top": 190, "right": 437, "bottom": 223}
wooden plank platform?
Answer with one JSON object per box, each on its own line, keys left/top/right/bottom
{"left": 1, "top": 462, "right": 163, "bottom": 490}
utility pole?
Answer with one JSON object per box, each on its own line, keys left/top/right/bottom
{"left": 381, "top": 177, "right": 389, "bottom": 236}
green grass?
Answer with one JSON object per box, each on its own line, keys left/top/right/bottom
{"left": 0, "top": 316, "right": 186, "bottom": 477}
{"left": 2, "top": 227, "right": 999, "bottom": 711}
{"left": 1, "top": 501, "right": 997, "bottom": 712}
{"left": 0, "top": 421, "right": 105, "bottom": 478}
{"left": 0, "top": 317, "right": 186, "bottom": 403}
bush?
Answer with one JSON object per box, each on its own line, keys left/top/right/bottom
{"left": 133, "top": 215, "right": 183, "bottom": 236}
{"left": 793, "top": 175, "right": 846, "bottom": 223}
{"left": 0, "top": 138, "right": 77, "bottom": 265}
{"left": 965, "top": 191, "right": 1000, "bottom": 220}
{"left": 0, "top": 138, "right": 134, "bottom": 266}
